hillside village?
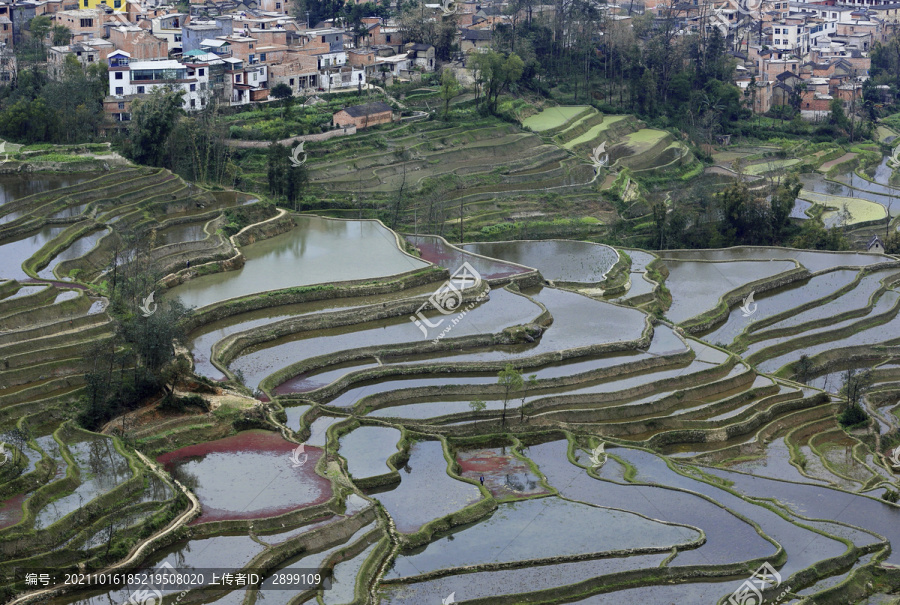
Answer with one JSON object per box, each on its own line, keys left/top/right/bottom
{"left": 0, "top": 0, "right": 896, "bottom": 126}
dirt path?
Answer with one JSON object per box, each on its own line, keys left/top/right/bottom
{"left": 367, "top": 84, "right": 407, "bottom": 110}
{"left": 100, "top": 388, "right": 258, "bottom": 436}
{"left": 705, "top": 165, "right": 765, "bottom": 182}
{"left": 818, "top": 152, "right": 856, "bottom": 173}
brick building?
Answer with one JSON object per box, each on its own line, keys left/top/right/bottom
{"left": 332, "top": 101, "right": 393, "bottom": 129}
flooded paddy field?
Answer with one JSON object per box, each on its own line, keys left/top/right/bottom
{"left": 372, "top": 440, "right": 482, "bottom": 534}
{"left": 167, "top": 216, "right": 429, "bottom": 310}
{"left": 406, "top": 235, "right": 530, "bottom": 280}
{"left": 158, "top": 430, "right": 331, "bottom": 524}
{"left": 338, "top": 426, "right": 401, "bottom": 480}
{"left": 462, "top": 239, "right": 619, "bottom": 283}
{"left": 661, "top": 259, "right": 798, "bottom": 324}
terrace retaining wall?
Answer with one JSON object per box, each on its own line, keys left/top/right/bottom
{"left": 303, "top": 345, "right": 691, "bottom": 408}
{"left": 681, "top": 266, "right": 811, "bottom": 334}
{"left": 180, "top": 266, "right": 446, "bottom": 333}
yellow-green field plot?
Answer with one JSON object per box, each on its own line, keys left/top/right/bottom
{"left": 800, "top": 190, "right": 887, "bottom": 225}
{"left": 711, "top": 150, "right": 755, "bottom": 164}
{"left": 562, "top": 115, "right": 628, "bottom": 150}
{"left": 618, "top": 128, "right": 671, "bottom": 153}
{"left": 522, "top": 106, "right": 590, "bottom": 132}
{"left": 877, "top": 125, "right": 898, "bottom": 143}
{"left": 744, "top": 158, "right": 801, "bottom": 175}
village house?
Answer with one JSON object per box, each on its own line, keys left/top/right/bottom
{"left": 106, "top": 49, "right": 209, "bottom": 111}
{"left": 460, "top": 28, "right": 491, "bottom": 53}
{"left": 332, "top": 101, "right": 393, "bottom": 129}
{"left": 108, "top": 26, "right": 168, "bottom": 60}
{"left": 48, "top": 42, "right": 101, "bottom": 78}
{"left": 55, "top": 8, "right": 106, "bottom": 40}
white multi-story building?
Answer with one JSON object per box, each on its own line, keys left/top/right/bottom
{"left": 314, "top": 49, "right": 366, "bottom": 90}
{"left": 771, "top": 21, "right": 811, "bottom": 53}
{"left": 107, "top": 50, "right": 210, "bottom": 111}
{"left": 789, "top": 3, "right": 860, "bottom": 23}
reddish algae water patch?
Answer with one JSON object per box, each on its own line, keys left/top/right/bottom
{"left": 157, "top": 429, "right": 331, "bottom": 524}
{"left": 457, "top": 447, "right": 549, "bottom": 499}
{"left": 0, "top": 493, "right": 26, "bottom": 529}
{"left": 405, "top": 235, "right": 529, "bottom": 280}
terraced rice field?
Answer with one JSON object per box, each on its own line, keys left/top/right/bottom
{"left": 522, "top": 106, "right": 590, "bottom": 132}
{"left": 798, "top": 156, "right": 900, "bottom": 246}
{"left": 5, "top": 155, "right": 900, "bottom": 605}
{"left": 299, "top": 107, "right": 697, "bottom": 238}
{"left": 745, "top": 158, "right": 801, "bottom": 175}
{"left": 462, "top": 239, "right": 619, "bottom": 283}
{"left": 562, "top": 115, "right": 628, "bottom": 150}
{"left": 798, "top": 190, "right": 887, "bottom": 226}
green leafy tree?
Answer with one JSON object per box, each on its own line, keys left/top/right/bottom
{"left": 126, "top": 87, "right": 183, "bottom": 166}
{"left": 29, "top": 15, "right": 51, "bottom": 42}
{"left": 717, "top": 180, "right": 751, "bottom": 244}
{"left": 119, "top": 298, "right": 190, "bottom": 380}
{"left": 791, "top": 217, "right": 850, "bottom": 251}
{"left": 0, "top": 97, "right": 56, "bottom": 142}
{"left": 470, "top": 50, "right": 524, "bottom": 114}
{"left": 165, "top": 102, "right": 234, "bottom": 184}
{"left": 469, "top": 399, "right": 487, "bottom": 428}
{"left": 861, "top": 78, "right": 880, "bottom": 122}
{"left": 843, "top": 368, "right": 873, "bottom": 408}
{"left": 270, "top": 82, "right": 295, "bottom": 120}
{"left": 439, "top": 68, "right": 461, "bottom": 118}
{"left": 770, "top": 175, "right": 801, "bottom": 240}
{"left": 883, "top": 231, "right": 900, "bottom": 255}
{"left": 794, "top": 354, "right": 814, "bottom": 385}
{"left": 270, "top": 82, "right": 293, "bottom": 99}
{"left": 497, "top": 363, "right": 523, "bottom": 428}
{"left": 78, "top": 241, "right": 192, "bottom": 431}
{"left": 838, "top": 368, "right": 872, "bottom": 428}
{"left": 267, "top": 142, "right": 308, "bottom": 207}
{"left": 829, "top": 97, "right": 850, "bottom": 133}
{"left": 51, "top": 25, "right": 72, "bottom": 46}
{"left": 294, "top": 0, "right": 346, "bottom": 29}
